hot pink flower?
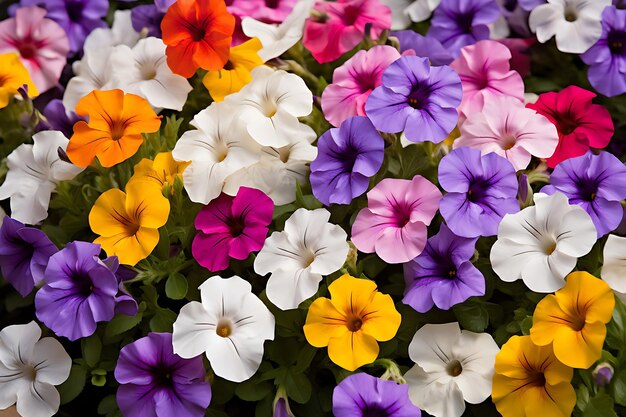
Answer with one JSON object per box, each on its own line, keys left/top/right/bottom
{"left": 0, "top": 6, "right": 69, "bottom": 93}
{"left": 228, "top": 0, "right": 298, "bottom": 45}
{"left": 303, "top": 0, "right": 391, "bottom": 64}
{"left": 351, "top": 175, "right": 442, "bottom": 264}
{"left": 192, "top": 187, "right": 274, "bottom": 272}
{"left": 526, "top": 86, "right": 614, "bottom": 168}
{"left": 321, "top": 45, "right": 401, "bottom": 127}
{"left": 450, "top": 40, "right": 524, "bottom": 117}
{"left": 455, "top": 96, "right": 559, "bottom": 171}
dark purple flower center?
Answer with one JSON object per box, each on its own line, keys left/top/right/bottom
{"left": 265, "top": 0, "right": 280, "bottom": 9}
{"left": 503, "top": 0, "right": 517, "bottom": 12}
{"left": 608, "top": 31, "right": 626, "bottom": 55}
{"left": 574, "top": 179, "right": 599, "bottom": 202}
{"left": 362, "top": 407, "right": 389, "bottom": 417}
{"left": 455, "top": 12, "right": 474, "bottom": 34}
{"left": 407, "top": 86, "right": 429, "bottom": 110}
{"left": 228, "top": 218, "right": 246, "bottom": 237}
{"left": 467, "top": 180, "right": 490, "bottom": 203}
{"left": 66, "top": 0, "right": 86, "bottom": 22}
{"left": 154, "top": 367, "right": 175, "bottom": 387}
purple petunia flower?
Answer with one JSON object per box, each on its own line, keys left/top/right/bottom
{"left": 582, "top": 6, "right": 626, "bottom": 97}
{"left": 438, "top": 147, "right": 520, "bottom": 238}
{"left": 40, "top": 99, "right": 85, "bottom": 138}
{"left": 541, "top": 151, "right": 626, "bottom": 238}
{"left": 0, "top": 217, "right": 57, "bottom": 296}
{"left": 114, "top": 332, "right": 212, "bottom": 417}
{"left": 391, "top": 31, "right": 454, "bottom": 66}
{"left": 310, "top": 116, "right": 385, "bottom": 206}
{"left": 365, "top": 56, "right": 462, "bottom": 144}
{"left": 403, "top": 223, "right": 485, "bottom": 313}
{"left": 131, "top": 0, "right": 174, "bottom": 37}
{"left": 35, "top": 241, "right": 137, "bottom": 341}
{"left": 427, "top": 0, "right": 501, "bottom": 55}
{"left": 333, "top": 373, "right": 421, "bottom": 417}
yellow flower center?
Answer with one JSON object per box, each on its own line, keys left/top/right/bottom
{"left": 216, "top": 320, "right": 232, "bottom": 338}
{"left": 346, "top": 315, "right": 363, "bottom": 332}
{"left": 446, "top": 360, "right": 463, "bottom": 377}
{"left": 544, "top": 240, "right": 557, "bottom": 255}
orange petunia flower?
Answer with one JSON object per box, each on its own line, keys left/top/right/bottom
{"left": 161, "top": 0, "right": 235, "bottom": 78}
{"left": 66, "top": 89, "right": 162, "bottom": 168}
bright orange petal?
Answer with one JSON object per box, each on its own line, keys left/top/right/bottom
{"left": 96, "top": 133, "right": 144, "bottom": 167}
{"left": 66, "top": 121, "right": 110, "bottom": 168}
{"left": 75, "top": 89, "right": 124, "bottom": 131}
{"left": 120, "top": 93, "right": 161, "bottom": 135}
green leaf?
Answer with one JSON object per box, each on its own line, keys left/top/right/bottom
{"left": 293, "top": 345, "right": 317, "bottom": 374}
{"left": 284, "top": 370, "right": 312, "bottom": 404}
{"left": 82, "top": 334, "right": 102, "bottom": 368}
{"left": 150, "top": 308, "right": 177, "bottom": 332}
{"left": 453, "top": 299, "right": 489, "bottom": 332}
{"left": 583, "top": 394, "right": 618, "bottom": 417}
{"left": 98, "top": 395, "right": 118, "bottom": 415}
{"left": 58, "top": 364, "right": 87, "bottom": 404}
{"left": 606, "top": 298, "right": 626, "bottom": 350}
{"left": 104, "top": 303, "right": 145, "bottom": 339}
{"left": 235, "top": 378, "right": 273, "bottom": 401}
{"left": 165, "top": 273, "right": 188, "bottom": 300}
{"left": 613, "top": 370, "right": 626, "bottom": 406}
{"left": 576, "top": 384, "right": 590, "bottom": 411}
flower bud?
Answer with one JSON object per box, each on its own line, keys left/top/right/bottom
{"left": 592, "top": 362, "right": 614, "bottom": 387}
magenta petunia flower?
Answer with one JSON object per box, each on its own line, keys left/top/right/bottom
{"left": 351, "top": 175, "right": 442, "bottom": 264}
{"left": 192, "top": 187, "right": 274, "bottom": 272}
{"left": 321, "top": 45, "right": 401, "bottom": 127}
{"left": 0, "top": 6, "right": 69, "bottom": 93}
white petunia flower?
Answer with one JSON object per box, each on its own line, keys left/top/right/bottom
{"left": 172, "top": 275, "right": 275, "bottom": 383}
{"left": 109, "top": 37, "right": 193, "bottom": 111}
{"left": 225, "top": 66, "right": 313, "bottom": 148}
{"left": 490, "top": 192, "right": 597, "bottom": 293}
{"left": 405, "top": 322, "right": 499, "bottom": 417}
{"left": 602, "top": 234, "right": 626, "bottom": 303}
{"left": 63, "top": 46, "right": 116, "bottom": 112}
{"left": 223, "top": 122, "right": 317, "bottom": 205}
{"left": 83, "top": 10, "right": 142, "bottom": 51}
{"left": 254, "top": 208, "right": 349, "bottom": 310}
{"left": 0, "top": 321, "right": 71, "bottom": 417}
{"left": 0, "top": 131, "right": 83, "bottom": 225}
{"left": 529, "top": 0, "right": 610, "bottom": 54}
{"left": 172, "top": 101, "right": 261, "bottom": 205}
{"left": 242, "top": 0, "right": 315, "bottom": 62}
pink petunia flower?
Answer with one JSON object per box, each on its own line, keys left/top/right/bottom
{"left": 321, "top": 45, "right": 401, "bottom": 127}
{"left": 351, "top": 175, "right": 442, "bottom": 264}
{"left": 0, "top": 6, "right": 69, "bottom": 93}
{"left": 303, "top": 0, "right": 391, "bottom": 64}
{"left": 228, "top": 0, "right": 298, "bottom": 45}
{"left": 450, "top": 40, "right": 524, "bottom": 118}
{"left": 192, "top": 187, "right": 274, "bottom": 272}
{"left": 455, "top": 96, "right": 559, "bottom": 171}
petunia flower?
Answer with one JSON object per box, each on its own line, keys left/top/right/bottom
{"left": 352, "top": 175, "right": 442, "bottom": 264}
{"left": 455, "top": 96, "right": 559, "bottom": 171}
{"left": 0, "top": 53, "right": 38, "bottom": 108}
{"left": 35, "top": 241, "right": 137, "bottom": 340}
{"left": 529, "top": 0, "right": 610, "bottom": 54}
{"left": 241, "top": 0, "right": 315, "bottom": 62}
{"left": 450, "top": 40, "right": 525, "bottom": 117}
{"left": 438, "top": 147, "right": 520, "bottom": 238}
{"left": 83, "top": 9, "right": 142, "bottom": 51}
{"left": 0, "top": 130, "right": 84, "bottom": 225}
{"left": 66, "top": 89, "right": 162, "bottom": 168}
{"left": 310, "top": 116, "right": 385, "bottom": 206}
{"left": 130, "top": 0, "right": 175, "bottom": 38}
{"left": 492, "top": 335, "right": 575, "bottom": 417}
{"left": 365, "top": 56, "right": 462, "bottom": 144}
{"left": 333, "top": 373, "right": 422, "bottom": 417}
{"left": 0, "top": 217, "right": 57, "bottom": 297}
{"left": 405, "top": 322, "right": 499, "bottom": 417}
{"left": 490, "top": 192, "right": 597, "bottom": 293}
{"left": 115, "top": 332, "right": 212, "bottom": 417}
{"left": 161, "top": 0, "right": 235, "bottom": 77}
{"left": 391, "top": 30, "right": 454, "bottom": 65}
{"left": 526, "top": 86, "right": 614, "bottom": 168}
{"left": 602, "top": 234, "right": 626, "bottom": 301}
{"left": 193, "top": 187, "right": 274, "bottom": 272}
{"left": 40, "top": 99, "right": 85, "bottom": 138}
{"left": 304, "top": 274, "right": 401, "bottom": 371}
{"left": 128, "top": 152, "right": 190, "bottom": 193}
{"left": 173, "top": 275, "right": 275, "bottom": 383}
{"left": 387, "top": 0, "right": 442, "bottom": 26}
{"left": 0, "top": 321, "right": 71, "bottom": 417}
{"left": 255, "top": 208, "right": 349, "bottom": 310}
{"left": 321, "top": 45, "right": 401, "bottom": 127}
{"left": 518, "top": 0, "right": 545, "bottom": 10}
{"left": 530, "top": 271, "right": 615, "bottom": 369}
{"left": 109, "top": 37, "right": 193, "bottom": 111}
{"left": 541, "top": 151, "right": 626, "bottom": 237}
{"left": 404, "top": 223, "right": 485, "bottom": 313}
{"left": 230, "top": 0, "right": 297, "bottom": 23}
{"left": 303, "top": 0, "right": 392, "bottom": 63}
{"left": 0, "top": 6, "right": 69, "bottom": 93}
{"left": 89, "top": 182, "right": 170, "bottom": 266}
{"left": 62, "top": 47, "right": 116, "bottom": 112}
{"left": 202, "top": 38, "right": 264, "bottom": 102}
{"left": 172, "top": 101, "right": 261, "bottom": 205}
{"left": 427, "top": 0, "right": 501, "bottom": 55}
{"left": 225, "top": 66, "right": 312, "bottom": 148}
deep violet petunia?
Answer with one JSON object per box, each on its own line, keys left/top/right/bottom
{"left": 403, "top": 223, "right": 485, "bottom": 313}
{"left": 310, "top": 116, "right": 385, "bottom": 206}
{"left": 541, "top": 151, "right": 626, "bottom": 237}
{"left": 192, "top": 186, "right": 274, "bottom": 272}
{"left": 130, "top": 0, "right": 175, "bottom": 38}
{"left": 40, "top": 99, "right": 85, "bottom": 138}
{"left": 0, "top": 216, "right": 57, "bottom": 296}
{"left": 391, "top": 30, "right": 454, "bottom": 66}
{"left": 114, "top": 332, "right": 212, "bottom": 417}
{"left": 365, "top": 55, "right": 462, "bottom": 144}
{"left": 438, "top": 146, "right": 520, "bottom": 238}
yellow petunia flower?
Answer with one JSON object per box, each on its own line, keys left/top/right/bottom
{"left": 303, "top": 274, "right": 401, "bottom": 371}
{"left": 492, "top": 335, "right": 576, "bottom": 417}
{"left": 128, "top": 152, "right": 190, "bottom": 192}
{"left": 202, "top": 38, "right": 264, "bottom": 101}
{"left": 0, "top": 53, "right": 38, "bottom": 108}
{"left": 89, "top": 182, "right": 170, "bottom": 266}
{"left": 530, "top": 271, "right": 615, "bottom": 369}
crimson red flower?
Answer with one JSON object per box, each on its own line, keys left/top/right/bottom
{"left": 161, "top": 0, "right": 235, "bottom": 78}
{"left": 527, "top": 86, "right": 614, "bottom": 168}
